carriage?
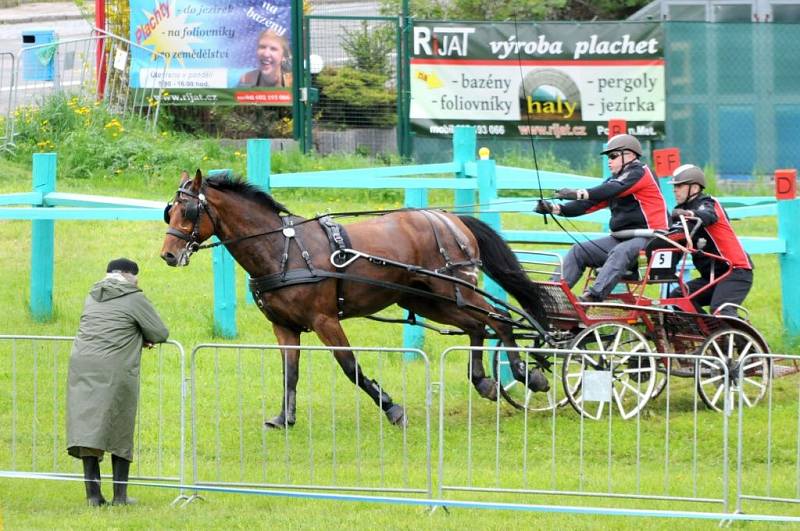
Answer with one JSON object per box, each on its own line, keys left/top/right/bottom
{"left": 494, "top": 218, "right": 771, "bottom": 420}
{"left": 160, "top": 171, "right": 771, "bottom": 426}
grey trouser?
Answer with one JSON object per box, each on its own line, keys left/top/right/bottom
{"left": 670, "top": 268, "right": 753, "bottom": 317}
{"left": 555, "top": 235, "right": 650, "bottom": 299}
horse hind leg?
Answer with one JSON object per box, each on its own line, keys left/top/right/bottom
{"left": 405, "top": 299, "right": 497, "bottom": 402}
{"left": 452, "top": 292, "right": 549, "bottom": 394}
{"left": 490, "top": 316, "right": 549, "bottom": 393}
{"left": 314, "top": 316, "right": 407, "bottom": 427}
{"left": 467, "top": 329, "right": 498, "bottom": 401}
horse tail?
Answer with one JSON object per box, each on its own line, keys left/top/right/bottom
{"left": 458, "top": 215, "right": 549, "bottom": 328}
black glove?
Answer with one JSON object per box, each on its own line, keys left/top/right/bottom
{"left": 535, "top": 200, "right": 555, "bottom": 215}
{"left": 555, "top": 188, "right": 578, "bottom": 200}
{"left": 671, "top": 208, "right": 695, "bottom": 221}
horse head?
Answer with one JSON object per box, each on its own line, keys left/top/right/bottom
{"left": 160, "top": 169, "right": 215, "bottom": 267}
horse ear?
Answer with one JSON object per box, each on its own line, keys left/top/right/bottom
{"left": 192, "top": 169, "right": 203, "bottom": 191}
{"left": 179, "top": 170, "right": 189, "bottom": 184}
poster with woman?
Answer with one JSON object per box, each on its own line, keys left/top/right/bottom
{"left": 129, "top": 0, "right": 293, "bottom": 105}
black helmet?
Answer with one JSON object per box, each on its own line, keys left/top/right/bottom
{"left": 601, "top": 134, "right": 642, "bottom": 157}
{"left": 668, "top": 164, "right": 706, "bottom": 188}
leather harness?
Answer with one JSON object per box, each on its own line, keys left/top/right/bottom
{"left": 248, "top": 211, "right": 491, "bottom": 328}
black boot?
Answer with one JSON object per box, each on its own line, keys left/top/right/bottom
{"left": 111, "top": 454, "right": 137, "bottom": 506}
{"left": 81, "top": 456, "right": 106, "bottom": 506}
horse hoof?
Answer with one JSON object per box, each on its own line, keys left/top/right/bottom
{"left": 264, "top": 416, "right": 295, "bottom": 430}
{"left": 386, "top": 404, "right": 407, "bottom": 427}
{"left": 476, "top": 378, "right": 498, "bottom": 401}
{"left": 527, "top": 369, "right": 550, "bottom": 393}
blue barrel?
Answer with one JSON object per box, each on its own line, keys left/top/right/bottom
{"left": 21, "top": 29, "right": 56, "bottom": 82}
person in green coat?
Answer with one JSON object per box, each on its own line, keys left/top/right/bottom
{"left": 66, "top": 258, "right": 169, "bottom": 506}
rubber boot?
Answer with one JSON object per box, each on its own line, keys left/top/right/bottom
{"left": 111, "top": 454, "right": 137, "bottom": 506}
{"left": 81, "top": 456, "right": 106, "bottom": 506}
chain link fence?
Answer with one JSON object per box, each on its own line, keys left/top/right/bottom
{"left": 408, "top": 21, "right": 800, "bottom": 178}
{"left": 305, "top": 15, "right": 400, "bottom": 155}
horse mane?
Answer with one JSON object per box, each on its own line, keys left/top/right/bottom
{"left": 206, "top": 176, "right": 293, "bottom": 215}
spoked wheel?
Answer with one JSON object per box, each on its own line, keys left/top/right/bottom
{"left": 563, "top": 323, "right": 657, "bottom": 420}
{"left": 493, "top": 349, "right": 567, "bottom": 412}
{"left": 697, "top": 328, "right": 770, "bottom": 412}
{"left": 649, "top": 359, "right": 669, "bottom": 400}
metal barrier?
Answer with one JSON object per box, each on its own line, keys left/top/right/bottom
{"left": 737, "top": 353, "right": 800, "bottom": 516}
{"left": 6, "top": 28, "right": 164, "bottom": 148}
{"left": 186, "top": 344, "right": 432, "bottom": 502}
{"left": 0, "top": 51, "right": 15, "bottom": 150}
{"left": 438, "top": 345, "right": 735, "bottom": 514}
{"left": 0, "top": 335, "right": 187, "bottom": 498}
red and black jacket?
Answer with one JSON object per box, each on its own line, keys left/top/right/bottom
{"left": 673, "top": 194, "right": 753, "bottom": 276}
{"left": 559, "top": 160, "right": 668, "bottom": 232}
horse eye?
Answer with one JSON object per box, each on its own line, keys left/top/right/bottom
{"left": 162, "top": 203, "right": 172, "bottom": 224}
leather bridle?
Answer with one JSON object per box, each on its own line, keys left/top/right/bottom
{"left": 163, "top": 181, "right": 217, "bottom": 257}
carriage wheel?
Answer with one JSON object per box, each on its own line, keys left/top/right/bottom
{"left": 648, "top": 355, "right": 670, "bottom": 400}
{"left": 562, "top": 323, "right": 657, "bottom": 420}
{"left": 492, "top": 350, "right": 568, "bottom": 412}
{"left": 696, "top": 329, "right": 770, "bottom": 412}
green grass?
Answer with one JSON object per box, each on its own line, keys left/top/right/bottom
{"left": 2, "top": 117, "right": 799, "bottom": 528}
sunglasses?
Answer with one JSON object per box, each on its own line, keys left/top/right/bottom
{"left": 607, "top": 152, "right": 623, "bottom": 160}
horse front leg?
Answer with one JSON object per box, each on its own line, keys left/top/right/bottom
{"left": 264, "top": 324, "right": 300, "bottom": 429}
{"left": 313, "top": 316, "right": 407, "bottom": 427}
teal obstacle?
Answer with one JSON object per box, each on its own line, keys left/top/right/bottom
{"left": 1, "top": 126, "right": 797, "bottom": 341}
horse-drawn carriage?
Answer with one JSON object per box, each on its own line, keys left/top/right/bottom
{"left": 160, "top": 171, "right": 771, "bottom": 426}
{"left": 497, "top": 219, "right": 771, "bottom": 419}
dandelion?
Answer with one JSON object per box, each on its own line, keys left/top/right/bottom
{"left": 234, "top": 151, "right": 241, "bottom": 157}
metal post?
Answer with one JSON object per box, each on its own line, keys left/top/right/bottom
{"left": 453, "top": 126, "right": 476, "bottom": 213}
{"left": 400, "top": 1, "right": 412, "bottom": 158}
{"left": 291, "top": 0, "right": 304, "bottom": 151}
{"left": 30, "top": 153, "right": 56, "bottom": 321}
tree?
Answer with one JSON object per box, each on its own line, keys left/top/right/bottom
{"left": 380, "top": 0, "right": 650, "bottom": 21}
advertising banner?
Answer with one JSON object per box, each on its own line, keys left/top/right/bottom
{"left": 410, "top": 22, "right": 665, "bottom": 138}
{"left": 129, "top": 0, "right": 293, "bottom": 106}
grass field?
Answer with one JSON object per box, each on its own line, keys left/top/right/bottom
{"left": 1, "top": 155, "right": 799, "bottom": 530}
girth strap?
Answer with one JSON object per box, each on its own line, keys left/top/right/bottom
{"left": 250, "top": 269, "right": 327, "bottom": 301}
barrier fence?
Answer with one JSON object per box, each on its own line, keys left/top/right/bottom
{"left": 3, "top": 335, "right": 800, "bottom": 521}
{"left": 439, "top": 346, "right": 734, "bottom": 512}
{"left": 0, "top": 335, "right": 186, "bottom": 497}
{"left": 186, "top": 344, "right": 432, "bottom": 502}
{"left": 0, "top": 51, "right": 14, "bottom": 149}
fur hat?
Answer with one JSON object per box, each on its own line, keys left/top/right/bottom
{"left": 106, "top": 257, "right": 139, "bottom": 275}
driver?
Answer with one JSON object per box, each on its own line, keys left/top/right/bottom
{"left": 535, "top": 133, "right": 668, "bottom": 302}
{"left": 667, "top": 164, "right": 753, "bottom": 317}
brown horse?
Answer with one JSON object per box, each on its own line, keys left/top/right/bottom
{"left": 160, "top": 170, "right": 549, "bottom": 428}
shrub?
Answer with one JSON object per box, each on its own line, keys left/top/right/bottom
{"left": 316, "top": 67, "right": 396, "bottom": 128}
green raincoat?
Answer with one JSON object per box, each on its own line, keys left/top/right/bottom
{"left": 66, "top": 277, "right": 169, "bottom": 461}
